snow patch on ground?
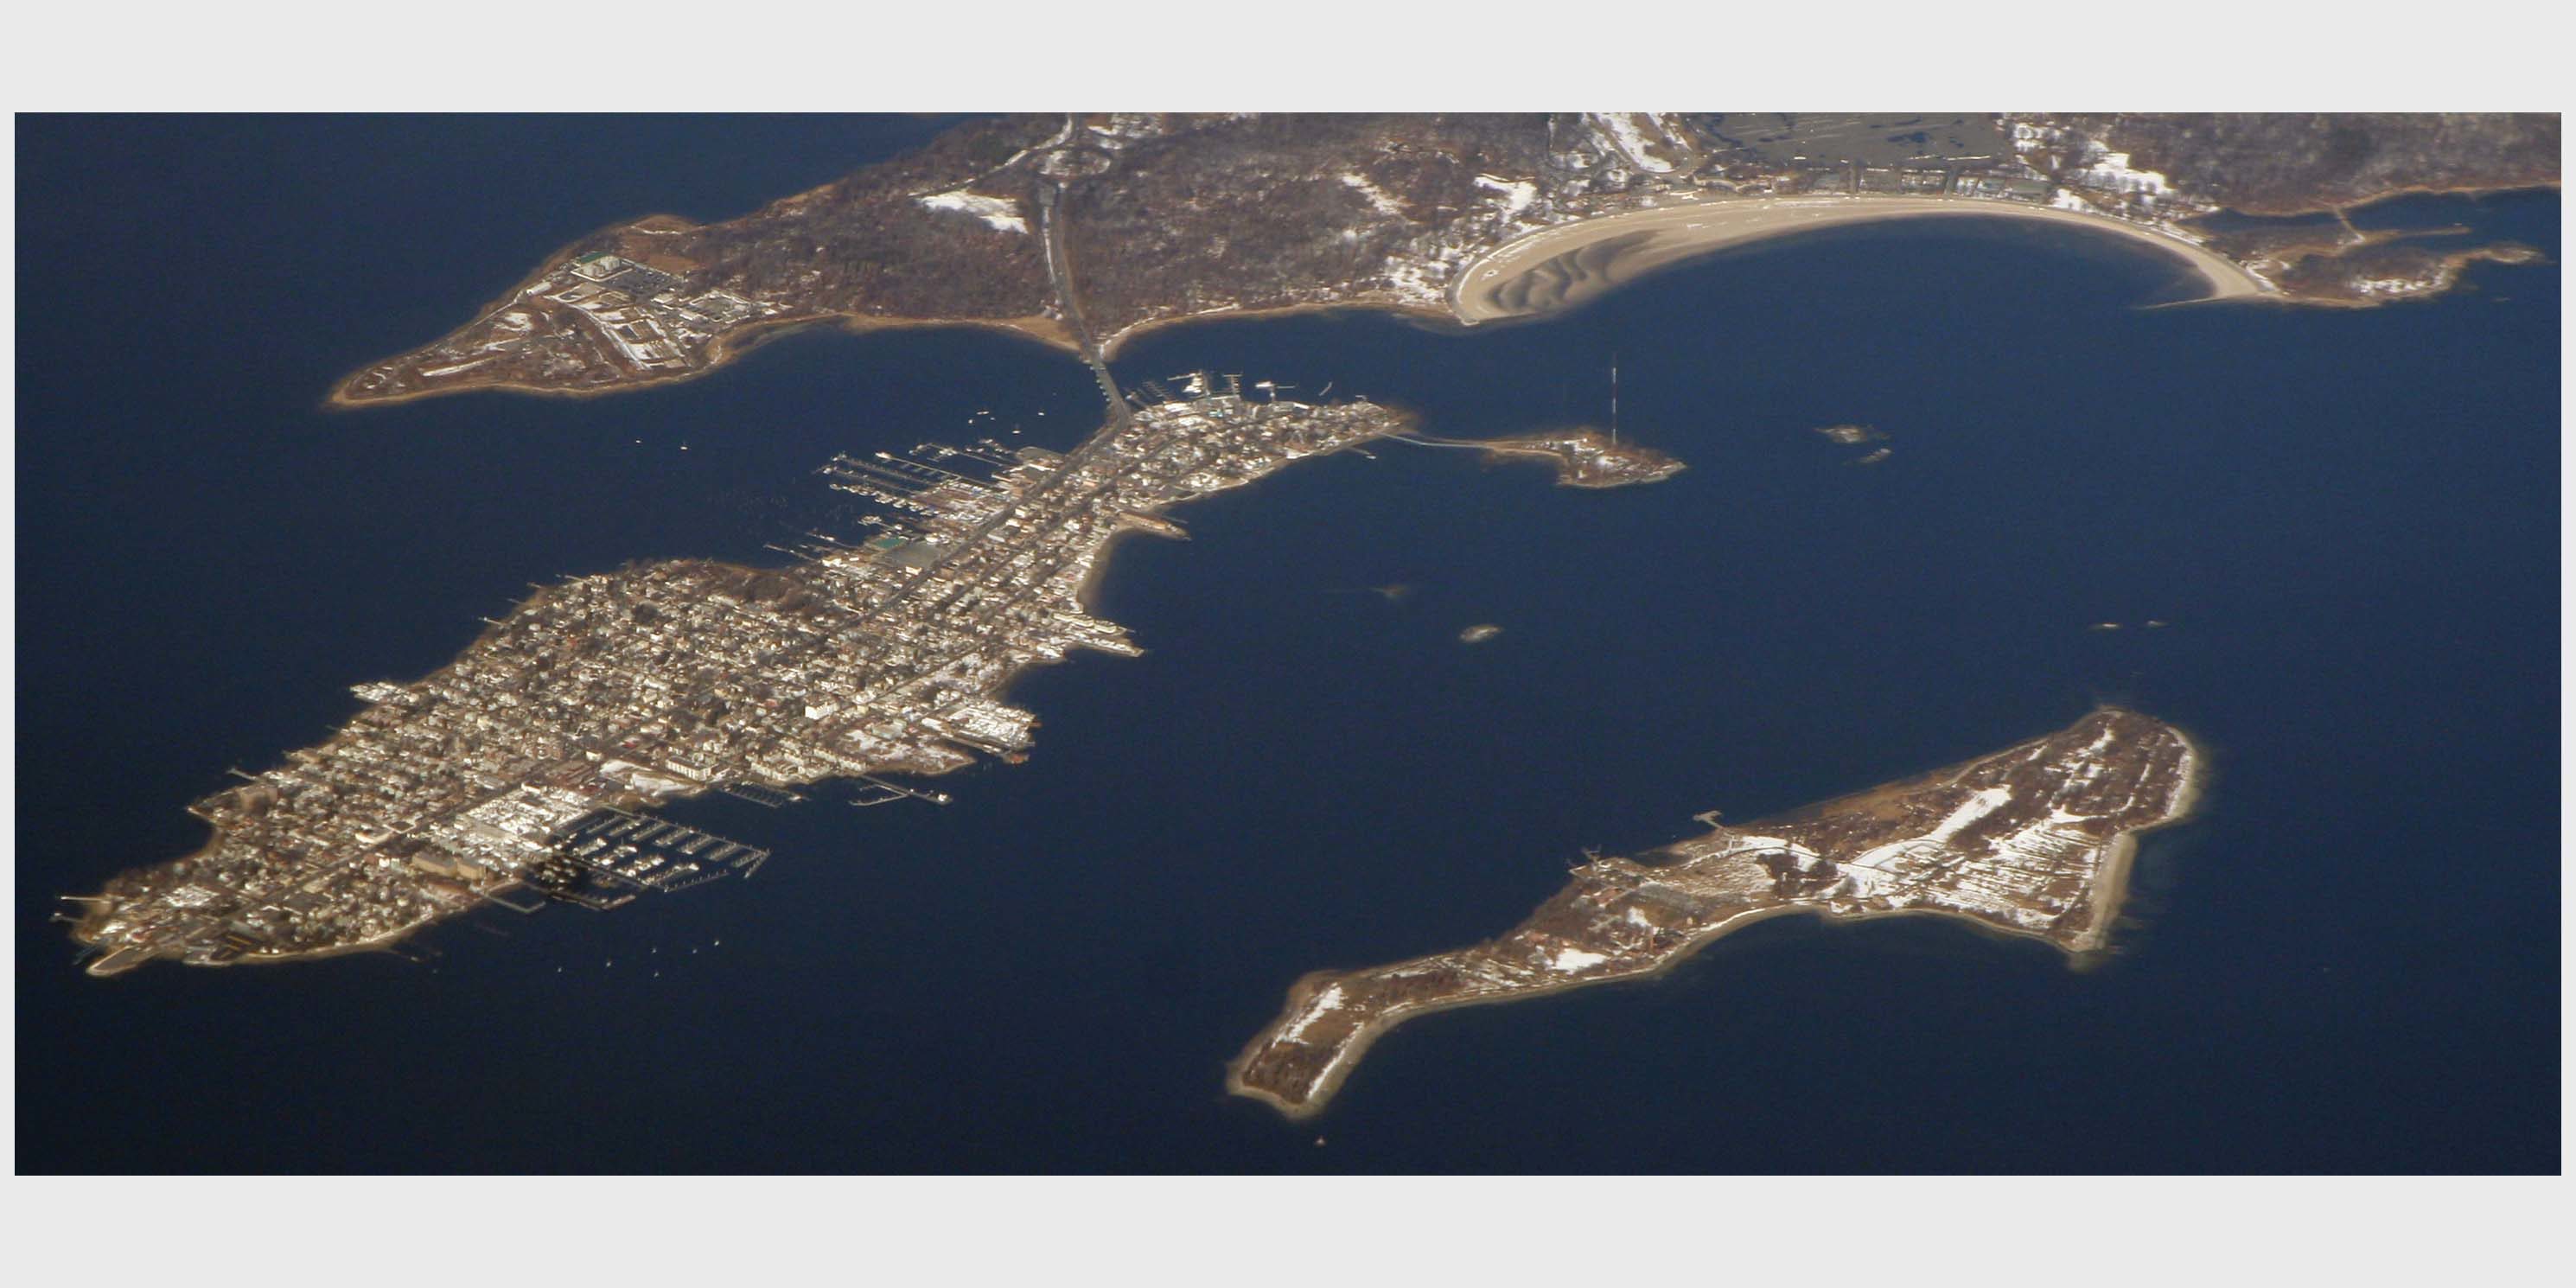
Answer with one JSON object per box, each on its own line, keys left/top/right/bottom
{"left": 1833, "top": 858, "right": 1905, "bottom": 896}
{"left": 1551, "top": 947, "right": 1609, "bottom": 972}
{"left": 1925, "top": 787, "right": 2014, "bottom": 845}
{"left": 2072, "top": 143, "right": 2171, "bottom": 195}
{"left": 1585, "top": 112, "right": 1677, "bottom": 173}
{"left": 1340, "top": 172, "right": 1404, "bottom": 218}
{"left": 1380, "top": 258, "right": 1446, "bottom": 307}
{"left": 1094, "top": 114, "right": 1164, "bottom": 141}
{"left": 1278, "top": 984, "right": 1345, "bottom": 1043}
{"left": 918, "top": 189, "right": 1030, "bottom": 235}
{"left": 1828, "top": 787, "right": 2018, "bottom": 901}
{"left": 1475, "top": 173, "right": 1538, "bottom": 216}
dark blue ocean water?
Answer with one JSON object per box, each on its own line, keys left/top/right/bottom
{"left": 16, "top": 118, "right": 2559, "bottom": 1173}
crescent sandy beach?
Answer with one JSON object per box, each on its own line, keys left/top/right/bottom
{"left": 1451, "top": 194, "right": 2274, "bottom": 322}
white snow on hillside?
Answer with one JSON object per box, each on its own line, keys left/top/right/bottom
{"left": 918, "top": 189, "right": 1030, "bottom": 235}
{"left": 1380, "top": 258, "right": 1444, "bottom": 307}
{"left": 1277, "top": 984, "right": 1344, "bottom": 1043}
{"left": 2009, "top": 119, "right": 2176, "bottom": 200}
{"left": 1475, "top": 173, "right": 1538, "bottom": 215}
{"left": 1340, "top": 172, "right": 1404, "bottom": 218}
{"left": 1924, "top": 787, "right": 2015, "bottom": 845}
{"left": 1585, "top": 112, "right": 1677, "bottom": 173}
{"left": 2072, "top": 144, "right": 2171, "bottom": 195}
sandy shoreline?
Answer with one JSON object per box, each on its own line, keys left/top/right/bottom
{"left": 1231, "top": 888, "right": 2168, "bottom": 1117}
{"left": 327, "top": 309, "right": 1074, "bottom": 411}
{"left": 1451, "top": 194, "right": 2274, "bottom": 324}
{"left": 1225, "top": 893, "right": 2101, "bottom": 1119}
{"left": 2081, "top": 725, "right": 2211, "bottom": 951}
{"left": 1098, "top": 297, "right": 1452, "bottom": 360}
{"left": 81, "top": 907, "right": 433, "bottom": 976}
{"left": 2224, "top": 178, "right": 2562, "bottom": 220}
{"left": 1222, "top": 902, "right": 1814, "bottom": 1118}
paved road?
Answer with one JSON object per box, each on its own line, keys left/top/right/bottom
{"left": 1038, "top": 181, "right": 1129, "bottom": 422}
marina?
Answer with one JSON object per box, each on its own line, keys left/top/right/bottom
{"left": 524, "top": 807, "right": 772, "bottom": 911}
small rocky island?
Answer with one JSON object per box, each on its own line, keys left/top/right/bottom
{"left": 1812, "top": 424, "right": 1884, "bottom": 445}
{"left": 1386, "top": 427, "right": 1684, "bottom": 488}
{"left": 1227, "top": 707, "right": 2200, "bottom": 1119}
{"left": 1470, "top": 429, "right": 1686, "bottom": 488}
{"left": 1814, "top": 424, "right": 1891, "bottom": 464}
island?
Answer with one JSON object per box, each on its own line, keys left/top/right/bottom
{"left": 1387, "top": 427, "right": 1685, "bottom": 488}
{"left": 1813, "top": 424, "right": 1891, "bottom": 464}
{"left": 68, "top": 377, "right": 1418, "bottom": 973}
{"left": 1811, "top": 424, "right": 1884, "bottom": 445}
{"left": 330, "top": 113, "right": 2556, "bottom": 408}
{"left": 1226, "top": 707, "right": 2200, "bottom": 1119}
